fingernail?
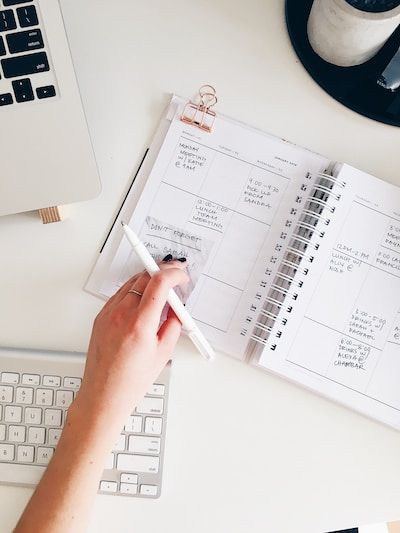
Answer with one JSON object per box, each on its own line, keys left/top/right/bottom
{"left": 178, "top": 257, "right": 187, "bottom": 262}
{"left": 163, "top": 254, "right": 173, "bottom": 262}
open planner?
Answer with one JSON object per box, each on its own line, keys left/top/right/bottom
{"left": 87, "top": 94, "right": 400, "bottom": 430}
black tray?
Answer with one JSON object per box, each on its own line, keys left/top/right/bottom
{"left": 285, "top": 0, "right": 400, "bottom": 127}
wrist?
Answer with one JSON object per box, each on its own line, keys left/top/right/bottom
{"left": 74, "top": 381, "right": 143, "bottom": 431}
{"left": 62, "top": 396, "right": 124, "bottom": 456}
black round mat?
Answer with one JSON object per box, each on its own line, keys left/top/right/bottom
{"left": 285, "top": 0, "right": 400, "bottom": 127}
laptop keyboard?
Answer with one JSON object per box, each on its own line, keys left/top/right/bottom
{"left": 0, "top": 369, "right": 169, "bottom": 498}
{"left": 0, "top": 0, "right": 57, "bottom": 107}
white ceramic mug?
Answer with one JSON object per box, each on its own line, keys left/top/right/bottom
{"left": 308, "top": 0, "right": 400, "bottom": 66}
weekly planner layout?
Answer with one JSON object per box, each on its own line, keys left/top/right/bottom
{"left": 89, "top": 97, "right": 329, "bottom": 358}
{"left": 258, "top": 164, "right": 400, "bottom": 428}
{"left": 87, "top": 96, "right": 400, "bottom": 429}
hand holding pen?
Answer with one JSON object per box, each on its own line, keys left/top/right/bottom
{"left": 121, "top": 222, "right": 215, "bottom": 361}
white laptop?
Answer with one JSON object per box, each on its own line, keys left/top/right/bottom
{"left": 0, "top": 0, "right": 100, "bottom": 216}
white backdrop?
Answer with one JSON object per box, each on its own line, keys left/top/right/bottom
{"left": 0, "top": 1, "right": 400, "bottom": 532}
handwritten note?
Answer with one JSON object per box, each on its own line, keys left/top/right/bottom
{"left": 329, "top": 251, "right": 362, "bottom": 275}
{"left": 388, "top": 312, "right": 400, "bottom": 345}
{"left": 375, "top": 249, "right": 400, "bottom": 275}
{"left": 236, "top": 168, "right": 289, "bottom": 225}
{"left": 188, "top": 199, "right": 230, "bottom": 233}
{"left": 336, "top": 242, "right": 370, "bottom": 262}
{"left": 333, "top": 337, "right": 371, "bottom": 372}
{"left": 166, "top": 140, "right": 213, "bottom": 195}
{"left": 141, "top": 216, "right": 214, "bottom": 296}
{"left": 345, "top": 307, "right": 386, "bottom": 345}
{"left": 174, "top": 141, "right": 207, "bottom": 173}
{"left": 240, "top": 177, "right": 279, "bottom": 209}
{"left": 326, "top": 336, "right": 377, "bottom": 390}
{"left": 383, "top": 222, "right": 400, "bottom": 251}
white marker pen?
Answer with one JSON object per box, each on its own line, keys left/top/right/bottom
{"left": 121, "top": 221, "right": 215, "bottom": 361}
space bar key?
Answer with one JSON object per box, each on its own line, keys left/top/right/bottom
{"left": 0, "top": 462, "right": 46, "bottom": 486}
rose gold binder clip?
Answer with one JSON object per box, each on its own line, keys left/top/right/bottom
{"left": 181, "top": 85, "right": 218, "bottom": 133}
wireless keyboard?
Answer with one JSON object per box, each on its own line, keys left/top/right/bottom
{"left": 0, "top": 0, "right": 57, "bottom": 106}
{"left": 0, "top": 347, "right": 170, "bottom": 498}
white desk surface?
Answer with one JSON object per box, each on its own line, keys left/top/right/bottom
{"left": 1, "top": 1, "right": 400, "bottom": 532}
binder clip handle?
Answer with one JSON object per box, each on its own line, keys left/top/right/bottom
{"left": 199, "top": 84, "right": 218, "bottom": 108}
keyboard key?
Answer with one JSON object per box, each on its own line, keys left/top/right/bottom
{"left": 42, "top": 375, "right": 61, "bottom": 387}
{"left": 140, "top": 484, "right": 157, "bottom": 496}
{"left": 144, "top": 417, "right": 162, "bottom": 435}
{"left": 0, "top": 425, "right": 6, "bottom": 441}
{"left": 44, "top": 409, "right": 62, "bottom": 427}
{"left": 0, "top": 93, "right": 12, "bottom": 106}
{"left": 104, "top": 453, "right": 114, "bottom": 470}
{"left": 0, "top": 444, "right": 14, "bottom": 461}
{"left": 28, "top": 426, "right": 45, "bottom": 444}
{"left": 0, "top": 36, "right": 4, "bottom": 56}
{"left": 120, "top": 473, "right": 138, "bottom": 484}
{"left": 99, "top": 481, "right": 117, "bottom": 493}
{"left": 148, "top": 384, "right": 165, "bottom": 396}
{"left": 136, "top": 397, "right": 164, "bottom": 415}
{"left": 7, "top": 28, "right": 43, "bottom": 54}
{"left": 120, "top": 483, "right": 138, "bottom": 495}
{"left": 113, "top": 434, "right": 126, "bottom": 452}
{"left": 15, "top": 387, "right": 33, "bottom": 404}
{"left": 0, "top": 386, "right": 13, "bottom": 403}
{"left": 22, "top": 374, "right": 40, "bottom": 386}
{"left": 0, "top": 10, "right": 17, "bottom": 32}
{"left": 1, "top": 372, "right": 19, "bottom": 384}
{"left": 63, "top": 377, "right": 81, "bottom": 389}
{"left": 16, "top": 5, "right": 38, "bottom": 28}
{"left": 4, "top": 405, "right": 22, "bottom": 423}
{"left": 2, "top": 52, "right": 49, "bottom": 79}
{"left": 55, "top": 390, "right": 74, "bottom": 408}
{"left": 0, "top": 463, "right": 45, "bottom": 485}
{"left": 124, "top": 415, "right": 142, "bottom": 433}
{"left": 12, "top": 78, "right": 34, "bottom": 103}
{"left": 17, "top": 445, "right": 34, "bottom": 463}
{"left": 48, "top": 428, "right": 62, "bottom": 446}
{"left": 37, "top": 85, "right": 56, "bottom": 99}
{"left": 36, "top": 389, "right": 53, "bottom": 406}
{"left": 8, "top": 425, "right": 26, "bottom": 443}
{"left": 128, "top": 435, "right": 160, "bottom": 455}
{"left": 3, "top": 0, "right": 33, "bottom": 5}
{"left": 25, "top": 407, "right": 42, "bottom": 425}
{"left": 37, "top": 446, "right": 54, "bottom": 465}
{"left": 116, "top": 454, "right": 159, "bottom": 474}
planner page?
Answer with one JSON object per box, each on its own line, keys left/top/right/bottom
{"left": 89, "top": 97, "right": 328, "bottom": 359}
{"left": 259, "top": 164, "right": 400, "bottom": 428}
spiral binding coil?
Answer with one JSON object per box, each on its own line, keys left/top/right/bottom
{"left": 249, "top": 171, "right": 346, "bottom": 352}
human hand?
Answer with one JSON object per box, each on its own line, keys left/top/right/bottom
{"left": 14, "top": 262, "right": 189, "bottom": 533}
{"left": 72, "top": 260, "right": 189, "bottom": 444}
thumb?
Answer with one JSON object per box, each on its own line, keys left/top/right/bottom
{"left": 157, "top": 308, "right": 182, "bottom": 358}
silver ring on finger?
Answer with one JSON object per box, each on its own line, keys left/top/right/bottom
{"left": 128, "top": 289, "right": 143, "bottom": 297}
